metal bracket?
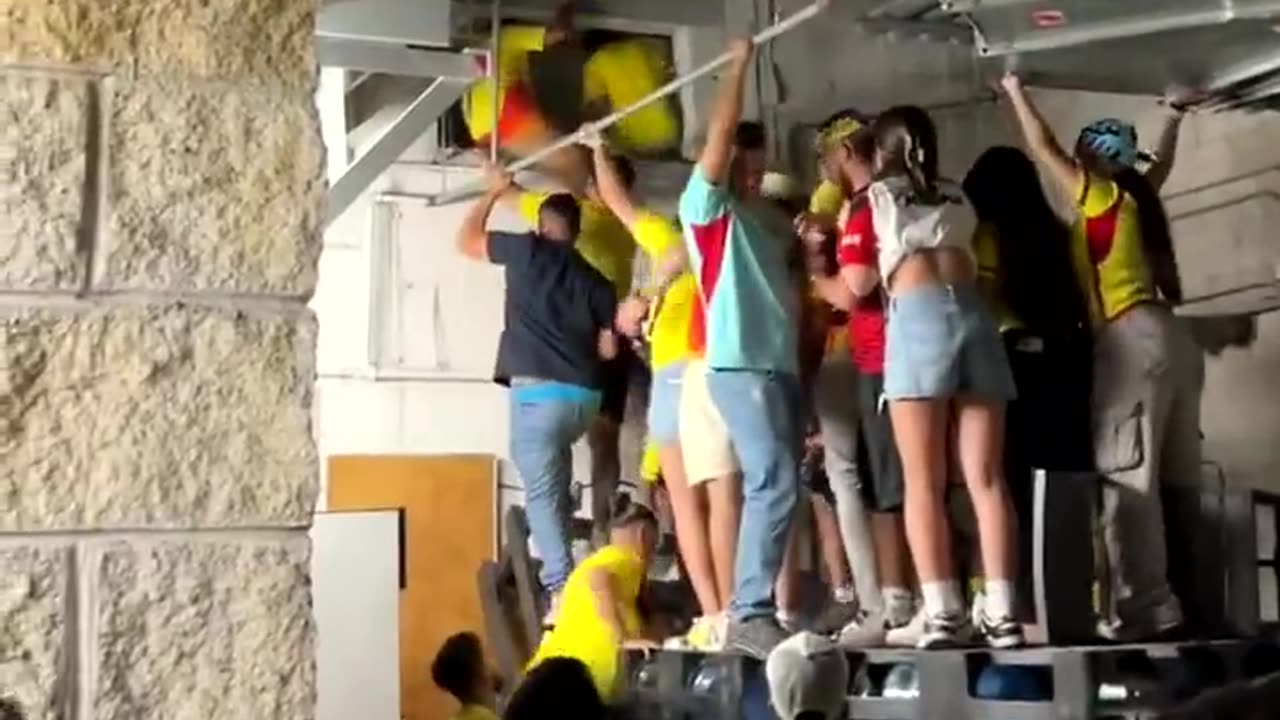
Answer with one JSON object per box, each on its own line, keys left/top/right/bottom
{"left": 327, "top": 78, "right": 471, "bottom": 226}
{"left": 316, "top": 36, "right": 480, "bottom": 80}
{"left": 973, "top": 2, "right": 1280, "bottom": 56}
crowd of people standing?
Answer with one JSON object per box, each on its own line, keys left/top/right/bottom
{"left": 447, "top": 33, "right": 1202, "bottom": 717}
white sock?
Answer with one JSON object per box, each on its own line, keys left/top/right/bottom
{"left": 984, "top": 579, "right": 1016, "bottom": 620}
{"left": 777, "top": 607, "right": 797, "bottom": 624}
{"left": 833, "top": 585, "right": 856, "bottom": 604}
{"left": 921, "top": 580, "right": 964, "bottom": 617}
{"left": 883, "top": 587, "right": 915, "bottom": 625}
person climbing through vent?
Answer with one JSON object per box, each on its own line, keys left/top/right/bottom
{"left": 1000, "top": 71, "right": 1200, "bottom": 642}
{"left": 455, "top": 162, "right": 646, "bottom": 627}
{"left": 677, "top": 36, "right": 803, "bottom": 659}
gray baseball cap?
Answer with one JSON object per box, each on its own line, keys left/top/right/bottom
{"left": 765, "top": 631, "right": 850, "bottom": 720}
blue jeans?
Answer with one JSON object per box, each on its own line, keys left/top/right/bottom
{"left": 509, "top": 383, "right": 600, "bottom": 593}
{"left": 705, "top": 369, "right": 802, "bottom": 621}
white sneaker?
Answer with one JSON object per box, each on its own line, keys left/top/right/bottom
{"left": 885, "top": 607, "right": 927, "bottom": 647}
{"left": 837, "top": 610, "right": 888, "bottom": 648}
{"left": 916, "top": 611, "right": 975, "bottom": 649}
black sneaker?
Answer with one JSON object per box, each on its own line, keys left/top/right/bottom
{"left": 725, "top": 616, "right": 791, "bottom": 659}
{"left": 978, "top": 612, "right": 1026, "bottom": 649}
{"left": 813, "top": 600, "right": 861, "bottom": 636}
{"left": 916, "top": 611, "right": 973, "bottom": 649}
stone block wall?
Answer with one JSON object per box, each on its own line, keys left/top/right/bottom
{"left": 1, "top": 2, "right": 323, "bottom": 718}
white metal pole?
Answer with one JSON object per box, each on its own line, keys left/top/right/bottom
{"left": 425, "top": 0, "right": 831, "bottom": 206}
{"left": 489, "top": 0, "right": 501, "bottom": 164}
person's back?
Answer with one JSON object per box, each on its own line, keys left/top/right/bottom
{"left": 494, "top": 231, "right": 615, "bottom": 389}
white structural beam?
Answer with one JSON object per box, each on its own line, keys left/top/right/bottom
{"left": 328, "top": 78, "right": 471, "bottom": 226}
{"left": 315, "top": 36, "right": 480, "bottom": 80}
{"left": 318, "top": 67, "right": 352, "bottom": 181}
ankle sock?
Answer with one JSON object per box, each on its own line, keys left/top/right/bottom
{"left": 983, "top": 579, "right": 1016, "bottom": 619}
{"left": 833, "top": 585, "right": 856, "bottom": 604}
{"left": 921, "top": 580, "right": 964, "bottom": 617}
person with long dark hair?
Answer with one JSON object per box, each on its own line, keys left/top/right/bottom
{"left": 850, "top": 106, "right": 1023, "bottom": 649}
{"left": 962, "top": 146, "right": 1094, "bottom": 620}
{"left": 1000, "top": 72, "right": 1201, "bottom": 641}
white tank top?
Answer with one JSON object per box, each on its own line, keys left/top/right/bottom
{"left": 868, "top": 176, "right": 976, "bottom": 281}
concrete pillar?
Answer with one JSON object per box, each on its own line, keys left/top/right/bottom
{"left": 1, "top": 2, "right": 323, "bottom": 718}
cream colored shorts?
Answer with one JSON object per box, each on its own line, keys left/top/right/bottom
{"left": 678, "top": 359, "right": 740, "bottom": 484}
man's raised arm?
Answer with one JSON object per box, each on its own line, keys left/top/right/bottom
{"left": 456, "top": 163, "right": 513, "bottom": 261}
{"left": 697, "top": 38, "right": 753, "bottom": 185}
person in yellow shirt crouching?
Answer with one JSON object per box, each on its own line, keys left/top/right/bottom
{"left": 526, "top": 500, "right": 659, "bottom": 701}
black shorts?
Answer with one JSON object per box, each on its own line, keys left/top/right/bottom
{"left": 599, "top": 345, "right": 648, "bottom": 423}
{"left": 855, "top": 370, "right": 905, "bottom": 512}
{"left": 802, "top": 447, "right": 835, "bottom": 504}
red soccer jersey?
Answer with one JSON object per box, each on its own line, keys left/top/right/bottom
{"left": 836, "top": 201, "right": 887, "bottom": 374}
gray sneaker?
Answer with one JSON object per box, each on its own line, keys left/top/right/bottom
{"left": 726, "top": 616, "right": 791, "bottom": 659}
{"left": 837, "top": 610, "right": 888, "bottom": 648}
{"left": 814, "top": 600, "right": 861, "bottom": 635}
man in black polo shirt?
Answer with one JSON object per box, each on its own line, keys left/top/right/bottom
{"left": 456, "top": 163, "right": 644, "bottom": 616}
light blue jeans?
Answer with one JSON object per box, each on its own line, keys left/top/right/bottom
{"left": 705, "top": 369, "right": 802, "bottom": 621}
{"left": 509, "top": 381, "right": 600, "bottom": 593}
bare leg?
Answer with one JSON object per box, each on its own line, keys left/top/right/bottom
{"left": 812, "top": 494, "right": 852, "bottom": 591}
{"left": 953, "top": 397, "right": 1016, "bottom": 586}
{"left": 870, "top": 512, "right": 911, "bottom": 592}
{"left": 889, "top": 399, "right": 954, "bottom": 584}
{"left": 659, "top": 444, "right": 723, "bottom": 616}
{"left": 705, "top": 473, "right": 743, "bottom": 608}
{"left": 954, "top": 395, "right": 1025, "bottom": 646}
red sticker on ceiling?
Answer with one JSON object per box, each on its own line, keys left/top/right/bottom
{"left": 1031, "top": 9, "right": 1067, "bottom": 28}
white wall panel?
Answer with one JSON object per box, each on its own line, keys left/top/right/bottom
{"left": 313, "top": 244, "right": 374, "bottom": 374}
{"left": 386, "top": 200, "right": 507, "bottom": 375}
{"left": 311, "top": 509, "right": 401, "bottom": 720}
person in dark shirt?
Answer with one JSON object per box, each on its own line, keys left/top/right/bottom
{"left": 457, "top": 163, "right": 645, "bottom": 618}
